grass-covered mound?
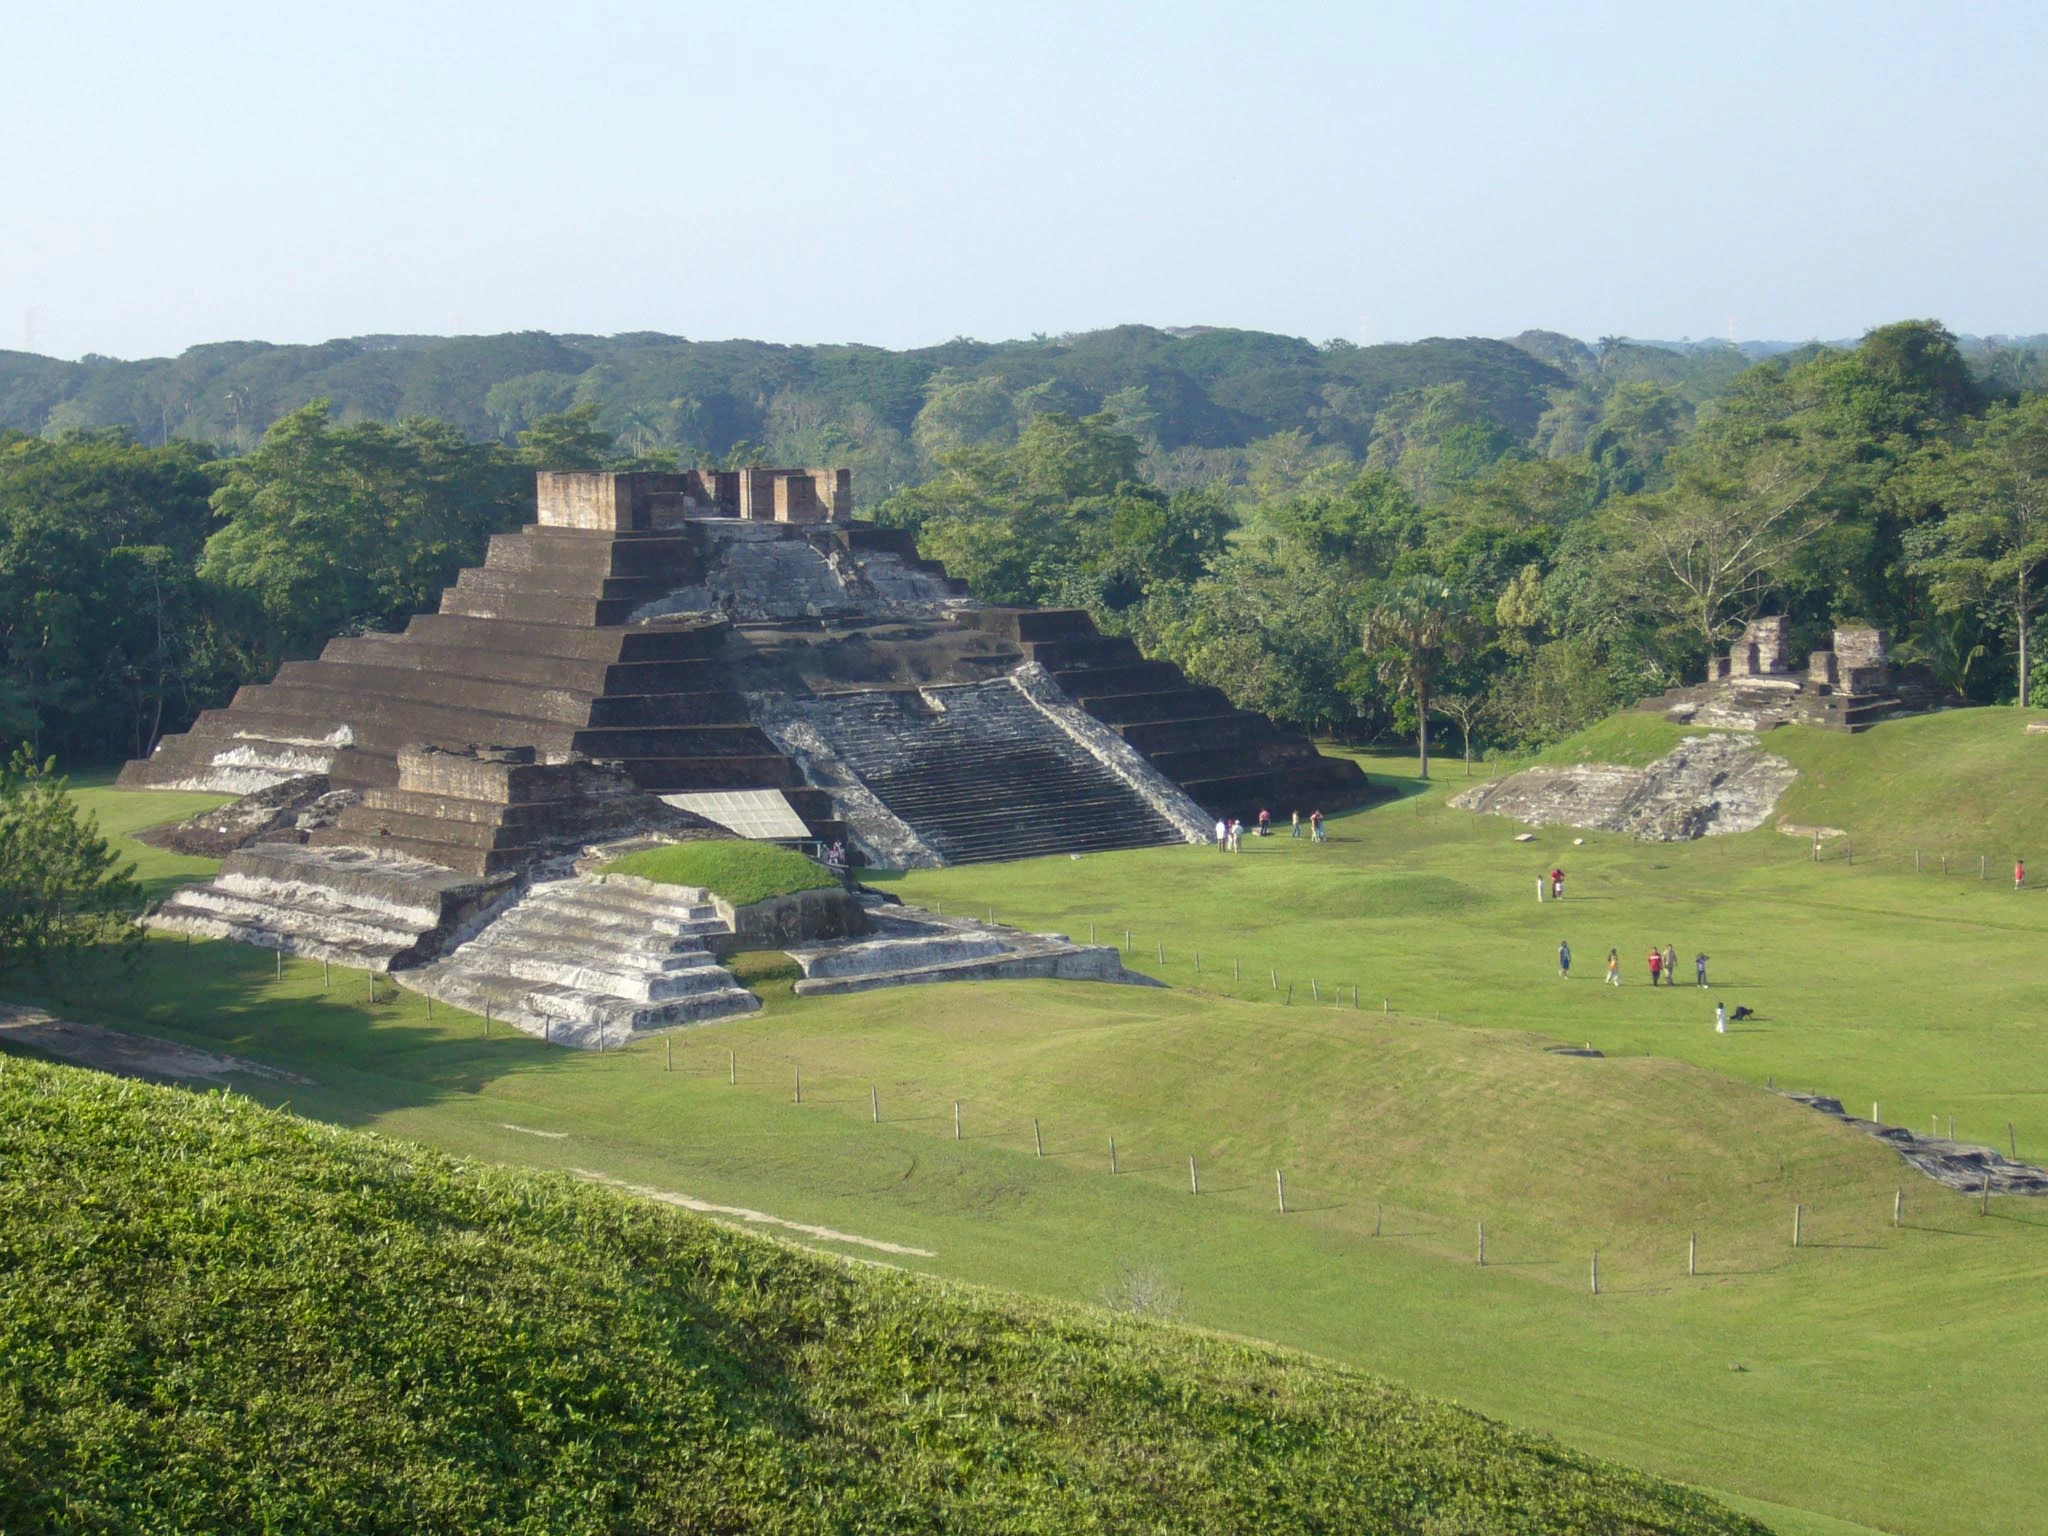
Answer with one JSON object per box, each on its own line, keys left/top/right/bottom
{"left": 0, "top": 1057, "right": 1760, "bottom": 1536}
{"left": 601, "top": 838, "right": 839, "bottom": 907}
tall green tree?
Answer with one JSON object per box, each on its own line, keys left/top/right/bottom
{"left": 203, "top": 402, "right": 531, "bottom": 666}
{"left": 1904, "top": 395, "right": 2048, "bottom": 705}
{"left": 1361, "top": 579, "right": 1481, "bottom": 780}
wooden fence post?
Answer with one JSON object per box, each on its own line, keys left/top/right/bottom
{"left": 1591, "top": 1251, "right": 1600, "bottom": 1295}
{"left": 1189, "top": 1156, "right": 1200, "bottom": 1195}
{"left": 872, "top": 1085, "right": 880, "bottom": 1123}
{"left": 1894, "top": 1188, "right": 1903, "bottom": 1228}
{"left": 1477, "top": 1222, "right": 1486, "bottom": 1266}
{"left": 1793, "top": 1204, "right": 1803, "bottom": 1247}
{"left": 1034, "top": 1117, "right": 1044, "bottom": 1158}
{"left": 1688, "top": 1231, "right": 1697, "bottom": 1277}
{"left": 794, "top": 1068, "right": 802, "bottom": 1104}
{"left": 954, "top": 1100, "right": 962, "bottom": 1140}
{"left": 1275, "top": 1170, "right": 1287, "bottom": 1214}
{"left": 1110, "top": 1136, "right": 1118, "bottom": 1175}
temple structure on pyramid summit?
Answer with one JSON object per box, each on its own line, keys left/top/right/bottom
{"left": 121, "top": 468, "right": 1378, "bottom": 1040}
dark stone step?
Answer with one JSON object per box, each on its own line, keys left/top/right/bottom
{"left": 1079, "top": 687, "right": 1237, "bottom": 725}
{"left": 403, "top": 613, "right": 728, "bottom": 662}
{"left": 270, "top": 662, "right": 596, "bottom": 725}
{"left": 1020, "top": 635, "right": 1144, "bottom": 671}
{"left": 1052, "top": 662, "right": 1188, "bottom": 697}
{"left": 439, "top": 587, "right": 637, "bottom": 627}
{"left": 585, "top": 692, "right": 754, "bottom": 728}
{"left": 611, "top": 756, "right": 808, "bottom": 792}
{"left": 570, "top": 725, "right": 785, "bottom": 759}
{"left": 1115, "top": 713, "right": 1284, "bottom": 756}
{"left": 959, "top": 607, "right": 1100, "bottom": 643}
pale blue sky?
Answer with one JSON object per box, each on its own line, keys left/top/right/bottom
{"left": 4, "top": 0, "right": 2042, "bottom": 360}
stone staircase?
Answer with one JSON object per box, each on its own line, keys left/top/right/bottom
{"left": 144, "top": 844, "right": 516, "bottom": 971}
{"left": 797, "top": 683, "right": 1186, "bottom": 863}
{"left": 395, "top": 875, "right": 758, "bottom": 1047}
{"left": 956, "top": 608, "right": 1373, "bottom": 821}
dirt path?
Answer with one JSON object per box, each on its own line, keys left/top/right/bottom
{"left": 0, "top": 1005, "right": 312, "bottom": 1087}
{"left": 574, "top": 1168, "right": 937, "bottom": 1257}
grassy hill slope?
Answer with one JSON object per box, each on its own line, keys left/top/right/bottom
{"left": 0, "top": 1056, "right": 1760, "bottom": 1536}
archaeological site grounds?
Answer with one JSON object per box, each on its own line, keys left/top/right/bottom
{"left": 10, "top": 471, "right": 2048, "bottom": 1536}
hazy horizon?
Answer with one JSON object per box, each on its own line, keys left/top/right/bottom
{"left": 7, "top": 0, "right": 2042, "bottom": 362}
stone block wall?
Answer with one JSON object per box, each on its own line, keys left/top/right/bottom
{"left": 1733, "top": 615, "right": 1793, "bottom": 675}
{"left": 540, "top": 468, "right": 849, "bottom": 528}
{"left": 1834, "top": 626, "right": 1889, "bottom": 670}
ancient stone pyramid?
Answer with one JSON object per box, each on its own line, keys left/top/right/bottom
{"left": 124, "top": 470, "right": 1374, "bottom": 866}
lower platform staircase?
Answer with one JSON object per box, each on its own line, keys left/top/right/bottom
{"left": 395, "top": 875, "right": 758, "bottom": 1048}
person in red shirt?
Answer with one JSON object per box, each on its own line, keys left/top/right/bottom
{"left": 2017, "top": 858, "right": 2026, "bottom": 890}
{"left": 1647, "top": 948, "right": 1664, "bottom": 986}
{"left": 1550, "top": 867, "right": 1565, "bottom": 899}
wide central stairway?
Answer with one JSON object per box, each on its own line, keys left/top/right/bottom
{"left": 397, "top": 875, "right": 759, "bottom": 1047}
{"left": 801, "top": 683, "right": 1185, "bottom": 863}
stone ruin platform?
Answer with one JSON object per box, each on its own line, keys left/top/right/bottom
{"left": 125, "top": 469, "right": 1376, "bottom": 867}
{"left": 787, "top": 899, "right": 1149, "bottom": 996}
{"left": 125, "top": 466, "right": 1374, "bottom": 1037}
{"left": 1637, "top": 618, "right": 1960, "bottom": 733}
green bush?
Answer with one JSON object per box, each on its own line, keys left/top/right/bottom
{"left": 602, "top": 838, "right": 839, "bottom": 906}
{"left": 0, "top": 1058, "right": 1765, "bottom": 1536}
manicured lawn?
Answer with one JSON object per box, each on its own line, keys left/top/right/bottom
{"left": 25, "top": 708, "right": 2048, "bottom": 1535}
{"left": 601, "top": 838, "right": 839, "bottom": 905}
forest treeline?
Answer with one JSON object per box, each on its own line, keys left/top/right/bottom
{"left": 4, "top": 320, "right": 2047, "bottom": 768}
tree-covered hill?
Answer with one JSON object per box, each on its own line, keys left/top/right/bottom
{"left": 0, "top": 327, "right": 1578, "bottom": 466}
{"left": 0, "top": 1054, "right": 1765, "bottom": 1535}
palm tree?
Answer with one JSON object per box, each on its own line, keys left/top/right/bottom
{"left": 1361, "top": 579, "right": 1478, "bottom": 781}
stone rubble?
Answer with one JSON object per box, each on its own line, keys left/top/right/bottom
{"left": 1450, "top": 734, "right": 1798, "bottom": 841}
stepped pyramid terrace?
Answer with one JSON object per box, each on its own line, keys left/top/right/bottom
{"left": 124, "top": 468, "right": 1374, "bottom": 865}
{"left": 124, "top": 468, "right": 1374, "bottom": 1038}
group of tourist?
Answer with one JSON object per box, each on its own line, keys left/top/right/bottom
{"left": 1556, "top": 940, "right": 1710, "bottom": 989}
{"left": 1214, "top": 809, "right": 1326, "bottom": 851}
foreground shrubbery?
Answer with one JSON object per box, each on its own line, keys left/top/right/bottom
{"left": 602, "top": 839, "right": 840, "bottom": 906}
{"left": 0, "top": 1057, "right": 1764, "bottom": 1535}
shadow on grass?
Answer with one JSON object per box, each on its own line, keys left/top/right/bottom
{"left": 3, "top": 933, "right": 556, "bottom": 1128}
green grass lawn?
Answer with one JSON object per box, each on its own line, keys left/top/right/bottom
{"left": 600, "top": 838, "right": 840, "bottom": 905}
{"left": 23, "top": 709, "right": 2048, "bottom": 1535}
{"left": 3, "top": 1056, "right": 1760, "bottom": 1536}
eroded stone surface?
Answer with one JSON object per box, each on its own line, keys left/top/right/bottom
{"left": 1786, "top": 1092, "right": 2048, "bottom": 1195}
{"left": 397, "top": 874, "right": 758, "bottom": 1048}
{"left": 786, "top": 902, "right": 1151, "bottom": 995}
{"left": 1450, "top": 734, "right": 1798, "bottom": 841}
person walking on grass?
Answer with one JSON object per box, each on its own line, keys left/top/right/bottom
{"left": 1310, "top": 809, "right": 1325, "bottom": 843}
{"left": 1290, "top": 810, "right": 1302, "bottom": 839}
{"left": 1647, "top": 947, "right": 1663, "bottom": 986}
{"left": 1663, "top": 944, "right": 1677, "bottom": 983}
{"left": 1559, "top": 940, "right": 1572, "bottom": 979}
{"left": 1258, "top": 808, "right": 1271, "bottom": 837}
{"left": 1606, "top": 948, "right": 1621, "bottom": 986}
{"left": 1716, "top": 1000, "right": 1727, "bottom": 1034}
{"left": 2017, "top": 857, "right": 2026, "bottom": 890}
{"left": 1550, "top": 867, "right": 1565, "bottom": 900}
{"left": 1695, "top": 951, "right": 1709, "bottom": 988}
{"left": 1215, "top": 818, "right": 1228, "bottom": 852}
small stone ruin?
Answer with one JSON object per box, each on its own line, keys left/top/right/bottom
{"left": 1639, "top": 618, "right": 1960, "bottom": 732}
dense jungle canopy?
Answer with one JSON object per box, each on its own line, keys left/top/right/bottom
{"left": 4, "top": 321, "right": 2047, "bottom": 765}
